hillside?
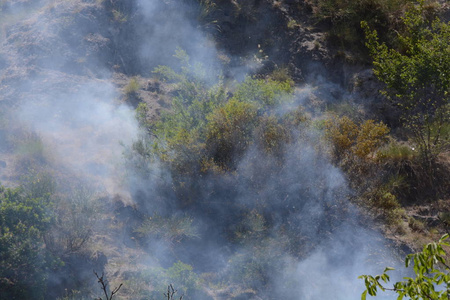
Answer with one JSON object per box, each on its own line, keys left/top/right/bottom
{"left": 0, "top": 0, "right": 449, "bottom": 299}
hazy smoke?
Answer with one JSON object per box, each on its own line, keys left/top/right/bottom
{"left": 0, "top": 0, "right": 404, "bottom": 299}
{"left": 16, "top": 79, "right": 138, "bottom": 193}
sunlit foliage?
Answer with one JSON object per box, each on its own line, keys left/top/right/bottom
{"left": 363, "top": 1, "right": 450, "bottom": 167}
{"left": 360, "top": 234, "right": 450, "bottom": 299}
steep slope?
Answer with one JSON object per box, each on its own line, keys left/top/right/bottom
{"left": 0, "top": 0, "right": 448, "bottom": 299}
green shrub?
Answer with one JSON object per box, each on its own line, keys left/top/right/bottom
{"left": 165, "top": 261, "right": 201, "bottom": 295}
{"left": 0, "top": 182, "right": 60, "bottom": 299}
{"left": 376, "top": 192, "right": 400, "bottom": 211}
{"left": 376, "top": 140, "right": 417, "bottom": 163}
{"left": 123, "top": 77, "right": 140, "bottom": 96}
{"left": 128, "top": 54, "right": 296, "bottom": 208}
{"left": 148, "top": 72, "right": 294, "bottom": 171}
{"left": 282, "top": 106, "right": 311, "bottom": 129}
{"left": 205, "top": 99, "right": 258, "bottom": 168}
{"left": 385, "top": 208, "right": 407, "bottom": 228}
{"left": 363, "top": 2, "right": 450, "bottom": 170}
{"left": 270, "top": 67, "right": 295, "bottom": 88}
{"left": 8, "top": 128, "right": 49, "bottom": 172}
{"left": 135, "top": 102, "right": 151, "bottom": 129}
{"left": 287, "top": 19, "right": 298, "bottom": 29}
{"left": 408, "top": 217, "right": 425, "bottom": 232}
{"left": 232, "top": 210, "right": 268, "bottom": 242}
{"left": 232, "top": 77, "right": 293, "bottom": 110}
{"left": 20, "top": 171, "right": 55, "bottom": 200}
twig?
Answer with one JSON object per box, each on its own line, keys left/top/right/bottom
{"left": 94, "top": 271, "right": 123, "bottom": 300}
{"left": 164, "top": 284, "right": 183, "bottom": 300}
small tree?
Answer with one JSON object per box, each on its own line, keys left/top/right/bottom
{"left": 359, "top": 234, "right": 450, "bottom": 299}
{"left": 362, "top": 1, "right": 450, "bottom": 175}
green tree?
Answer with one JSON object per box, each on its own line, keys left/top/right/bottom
{"left": 359, "top": 234, "right": 450, "bottom": 299}
{"left": 0, "top": 182, "right": 58, "bottom": 299}
{"left": 362, "top": 1, "right": 450, "bottom": 171}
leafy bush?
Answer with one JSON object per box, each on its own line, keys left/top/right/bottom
{"left": 408, "top": 217, "right": 425, "bottom": 232}
{"left": 206, "top": 99, "right": 258, "bottom": 169}
{"left": 133, "top": 53, "right": 295, "bottom": 177}
{"left": 363, "top": 1, "right": 450, "bottom": 168}
{"left": 232, "top": 76, "right": 293, "bottom": 110}
{"left": 360, "top": 234, "right": 450, "bottom": 299}
{"left": 136, "top": 102, "right": 152, "bottom": 129}
{"left": 325, "top": 116, "right": 359, "bottom": 159}
{"left": 352, "top": 120, "right": 390, "bottom": 158}
{"left": 325, "top": 116, "right": 389, "bottom": 160}
{"left": 376, "top": 140, "right": 417, "bottom": 164}
{"left": 123, "top": 77, "right": 140, "bottom": 96}
{"left": 270, "top": 67, "right": 295, "bottom": 88}
{"left": 0, "top": 182, "right": 59, "bottom": 299}
{"left": 21, "top": 171, "right": 55, "bottom": 200}
{"left": 376, "top": 192, "right": 401, "bottom": 211}
{"left": 324, "top": 116, "right": 414, "bottom": 224}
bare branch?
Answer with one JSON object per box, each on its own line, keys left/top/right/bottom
{"left": 164, "top": 284, "right": 183, "bottom": 300}
{"left": 94, "top": 270, "right": 123, "bottom": 300}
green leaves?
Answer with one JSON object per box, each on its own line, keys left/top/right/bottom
{"left": 359, "top": 234, "right": 450, "bottom": 299}
{"left": 232, "top": 76, "right": 293, "bottom": 109}
{"left": 363, "top": 0, "right": 450, "bottom": 191}
{"left": 205, "top": 99, "right": 258, "bottom": 168}
{"left": 359, "top": 267, "right": 393, "bottom": 298}
{"left": 139, "top": 57, "right": 295, "bottom": 175}
{"left": 0, "top": 181, "right": 58, "bottom": 299}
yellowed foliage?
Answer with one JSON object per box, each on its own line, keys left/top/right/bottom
{"left": 352, "top": 120, "right": 390, "bottom": 158}
{"left": 326, "top": 116, "right": 389, "bottom": 159}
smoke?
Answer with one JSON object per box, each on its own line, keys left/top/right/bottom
{"left": 0, "top": 0, "right": 138, "bottom": 193}
{"left": 137, "top": 1, "right": 217, "bottom": 67}
{"left": 0, "top": 0, "right": 406, "bottom": 299}
{"left": 280, "top": 225, "right": 400, "bottom": 300}
{"left": 16, "top": 79, "right": 138, "bottom": 194}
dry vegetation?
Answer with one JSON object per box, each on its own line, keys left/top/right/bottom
{"left": 0, "top": 0, "right": 449, "bottom": 299}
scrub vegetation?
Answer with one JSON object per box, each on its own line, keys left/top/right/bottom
{"left": 0, "top": 0, "right": 449, "bottom": 299}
